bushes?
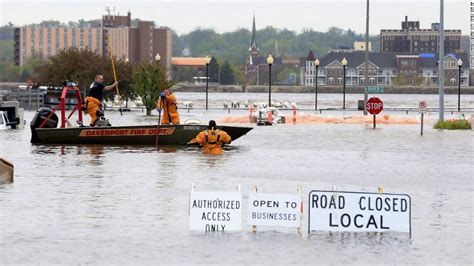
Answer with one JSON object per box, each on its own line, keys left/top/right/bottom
{"left": 433, "top": 119, "right": 472, "bottom": 130}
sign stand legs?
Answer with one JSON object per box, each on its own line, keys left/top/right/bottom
{"left": 297, "top": 186, "right": 302, "bottom": 235}
{"left": 420, "top": 113, "right": 424, "bottom": 136}
{"left": 252, "top": 185, "right": 258, "bottom": 233}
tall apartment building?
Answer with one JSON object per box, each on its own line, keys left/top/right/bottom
{"left": 14, "top": 27, "right": 103, "bottom": 66}
{"left": 14, "top": 11, "right": 172, "bottom": 71}
{"left": 380, "top": 16, "right": 461, "bottom": 54}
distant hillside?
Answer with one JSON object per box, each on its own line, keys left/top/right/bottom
{"left": 0, "top": 22, "right": 470, "bottom": 65}
{"left": 173, "top": 26, "right": 380, "bottom": 64}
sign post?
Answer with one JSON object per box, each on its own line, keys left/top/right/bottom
{"left": 366, "top": 97, "right": 383, "bottom": 129}
{"left": 308, "top": 190, "right": 411, "bottom": 235}
{"left": 419, "top": 101, "right": 427, "bottom": 136}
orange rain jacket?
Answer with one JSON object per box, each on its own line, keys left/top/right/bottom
{"left": 156, "top": 93, "right": 180, "bottom": 125}
{"left": 193, "top": 129, "right": 232, "bottom": 155}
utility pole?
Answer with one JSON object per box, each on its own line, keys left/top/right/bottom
{"left": 438, "top": 0, "right": 445, "bottom": 121}
{"left": 364, "top": 0, "right": 369, "bottom": 115}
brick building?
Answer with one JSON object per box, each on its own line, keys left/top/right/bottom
{"left": 380, "top": 16, "right": 461, "bottom": 54}
{"left": 14, "top": 11, "right": 172, "bottom": 71}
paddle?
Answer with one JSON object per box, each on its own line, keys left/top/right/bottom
{"left": 155, "top": 108, "right": 162, "bottom": 148}
{"left": 108, "top": 37, "right": 123, "bottom": 116}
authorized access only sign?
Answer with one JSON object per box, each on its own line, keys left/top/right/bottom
{"left": 189, "top": 191, "right": 242, "bottom": 232}
{"left": 308, "top": 190, "right": 411, "bottom": 234}
{"left": 248, "top": 193, "right": 301, "bottom": 228}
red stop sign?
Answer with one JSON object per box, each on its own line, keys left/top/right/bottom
{"left": 366, "top": 97, "right": 383, "bottom": 115}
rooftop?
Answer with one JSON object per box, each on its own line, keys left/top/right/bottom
{"left": 171, "top": 57, "right": 209, "bottom": 66}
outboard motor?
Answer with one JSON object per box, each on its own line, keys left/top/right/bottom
{"left": 91, "top": 109, "right": 111, "bottom": 127}
{"left": 30, "top": 107, "right": 59, "bottom": 143}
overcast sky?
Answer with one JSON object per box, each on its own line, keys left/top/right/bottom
{"left": 0, "top": 0, "right": 469, "bottom": 35}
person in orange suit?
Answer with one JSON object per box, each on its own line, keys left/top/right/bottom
{"left": 189, "top": 120, "right": 232, "bottom": 155}
{"left": 85, "top": 74, "right": 118, "bottom": 126}
{"left": 156, "top": 89, "right": 180, "bottom": 125}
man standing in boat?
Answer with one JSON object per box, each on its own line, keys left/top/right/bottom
{"left": 188, "top": 120, "right": 232, "bottom": 155}
{"left": 85, "top": 75, "right": 118, "bottom": 126}
{"left": 156, "top": 89, "right": 180, "bottom": 124}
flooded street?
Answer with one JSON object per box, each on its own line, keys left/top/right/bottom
{"left": 1, "top": 93, "right": 473, "bottom": 264}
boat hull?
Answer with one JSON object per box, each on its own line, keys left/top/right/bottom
{"left": 0, "top": 157, "right": 14, "bottom": 184}
{"left": 32, "top": 124, "right": 252, "bottom": 145}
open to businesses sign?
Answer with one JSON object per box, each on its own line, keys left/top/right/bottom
{"left": 308, "top": 190, "right": 411, "bottom": 234}
{"left": 248, "top": 193, "right": 301, "bottom": 228}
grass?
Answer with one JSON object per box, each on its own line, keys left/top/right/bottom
{"left": 433, "top": 119, "right": 472, "bottom": 130}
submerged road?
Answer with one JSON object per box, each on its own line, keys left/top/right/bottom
{"left": 0, "top": 104, "right": 473, "bottom": 264}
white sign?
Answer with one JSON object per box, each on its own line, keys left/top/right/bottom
{"left": 308, "top": 190, "right": 411, "bottom": 234}
{"left": 189, "top": 191, "right": 242, "bottom": 232}
{"left": 248, "top": 193, "right": 301, "bottom": 228}
{"left": 419, "top": 101, "right": 427, "bottom": 113}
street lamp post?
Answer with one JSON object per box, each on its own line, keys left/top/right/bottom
{"left": 457, "top": 58, "right": 462, "bottom": 112}
{"left": 267, "top": 54, "right": 274, "bottom": 107}
{"left": 341, "top": 57, "right": 347, "bottom": 109}
{"left": 314, "top": 59, "right": 320, "bottom": 110}
{"left": 205, "top": 56, "right": 210, "bottom": 110}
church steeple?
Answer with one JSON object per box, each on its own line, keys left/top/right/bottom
{"left": 249, "top": 15, "right": 258, "bottom": 53}
{"left": 274, "top": 41, "right": 280, "bottom": 58}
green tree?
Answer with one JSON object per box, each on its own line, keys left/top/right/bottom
{"left": 20, "top": 57, "right": 44, "bottom": 81}
{"left": 0, "top": 62, "right": 20, "bottom": 81}
{"left": 0, "top": 40, "right": 13, "bottom": 61}
{"left": 208, "top": 56, "right": 219, "bottom": 82}
{"left": 173, "top": 66, "right": 199, "bottom": 82}
{"left": 0, "top": 23, "right": 14, "bottom": 41}
{"left": 132, "top": 61, "right": 174, "bottom": 115}
{"left": 34, "top": 47, "right": 134, "bottom": 101}
{"left": 231, "top": 65, "right": 245, "bottom": 84}
{"left": 220, "top": 61, "right": 235, "bottom": 85}
{"left": 277, "top": 68, "right": 299, "bottom": 85}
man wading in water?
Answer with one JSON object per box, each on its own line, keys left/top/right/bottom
{"left": 188, "top": 120, "right": 232, "bottom": 155}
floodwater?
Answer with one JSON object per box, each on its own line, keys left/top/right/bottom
{"left": 175, "top": 91, "right": 474, "bottom": 110}
{"left": 1, "top": 93, "right": 473, "bottom": 264}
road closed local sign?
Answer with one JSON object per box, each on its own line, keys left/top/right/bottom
{"left": 308, "top": 190, "right": 411, "bottom": 234}
{"left": 248, "top": 193, "right": 301, "bottom": 228}
{"left": 189, "top": 191, "right": 242, "bottom": 232}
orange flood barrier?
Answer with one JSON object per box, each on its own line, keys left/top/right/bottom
{"left": 218, "top": 114, "right": 420, "bottom": 125}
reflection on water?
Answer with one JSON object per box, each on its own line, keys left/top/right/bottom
{"left": 0, "top": 109, "right": 473, "bottom": 264}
